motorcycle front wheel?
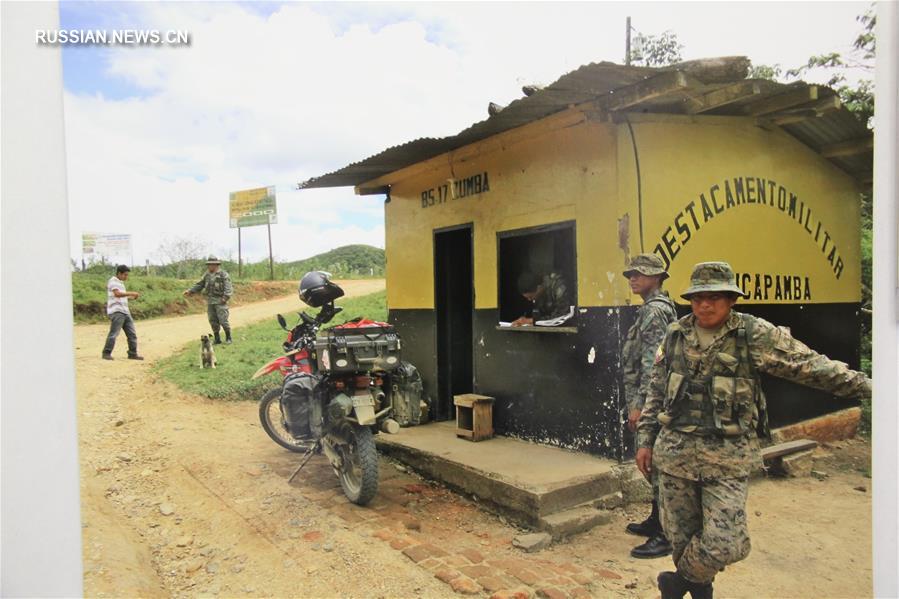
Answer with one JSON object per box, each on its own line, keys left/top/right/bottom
{"left": 334, "top": 424, "right": 379, "bottom": 506}
{"left": 258, "top": 388, "right": 312, "bottom": 453}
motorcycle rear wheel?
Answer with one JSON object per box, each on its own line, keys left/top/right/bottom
{"left": 258, "top": 388, "right": 313, "bottom": 453}
{"left": 335, "top": 425, "right": 379, "bottom": 506}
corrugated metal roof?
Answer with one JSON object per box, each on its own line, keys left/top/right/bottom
{"left": 299, "top": 58, "right": 872, "bottom": 191}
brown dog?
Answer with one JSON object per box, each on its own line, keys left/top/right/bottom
{"left": 200, "top": 334, "right": 217, "bottom": 369}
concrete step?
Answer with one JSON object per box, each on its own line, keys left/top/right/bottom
{"left": 537, "top": 503, "right": 614, "bottom": 540}
{"left": 375, "top": 421, "right": 631, "bottom": 528}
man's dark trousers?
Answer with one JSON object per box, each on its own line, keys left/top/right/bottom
{"left": 103, "top": 312, "right": 138, "bottom": 356}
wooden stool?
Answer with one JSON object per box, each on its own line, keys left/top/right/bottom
{"left": 454, "top": 393, "right": 494, "bottom": 441}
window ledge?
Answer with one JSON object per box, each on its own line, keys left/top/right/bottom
{"left": 495, "top": 325, "right": 578, "bottom": 334}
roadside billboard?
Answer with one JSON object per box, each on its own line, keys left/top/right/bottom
{"left": 229, "top": 186, "right": 277, "bottom": 228}
{"left": 82, "top": 232, "right": 132, "bottom": 257}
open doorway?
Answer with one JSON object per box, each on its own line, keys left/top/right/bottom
{"left": 434, "top": 225, "right": 473, "bottom": 421}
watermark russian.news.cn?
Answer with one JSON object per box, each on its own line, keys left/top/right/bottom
{"left": 36, "top": 29, "right": 191, "bottom": 46}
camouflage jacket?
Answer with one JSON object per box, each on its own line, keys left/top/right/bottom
{"left": 531, "top": 272, "right": 571, "bottom": 321}
{"left": 636, "top": 311, "right": 871, "bottom": 480}
{"left": 622, "top": 289, "right": 677, "bottom": 412}
{"left": 188, "top": 270, "right": 233, "bottom": 305}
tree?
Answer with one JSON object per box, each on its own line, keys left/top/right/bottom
{"left": 627, "top": 30, "right": 683, "bottom": 67}
{"left": 749, "top": 4, "right": 875, "bottom": 128}
{"left": 154, "top": 235, "right": 209, "bottom": 279}
{"left": 747, "top": 63, "right": 783, "bottom": 81}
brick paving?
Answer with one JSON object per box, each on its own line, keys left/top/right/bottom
{"left": 286, "top": 457, "right": 641, "bottom": 598}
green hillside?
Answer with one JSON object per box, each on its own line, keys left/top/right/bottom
{"left": 280, "top": 244, "right": 385, "bottom": 279}
{"left": 139, "top": 244, "right": 384, "bottom": 281}
{"left": 71, "top": 274, "right": 296, "bottom": 323}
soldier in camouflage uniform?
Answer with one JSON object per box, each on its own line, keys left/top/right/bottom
{"left": 511, "top": 270, "right": 571, "bottom": 326}
{"left": 636, "top": 262, "right": 871, "bottom": 599}
{"left": 183, "top": 256, "right": 234, "bottom": 344}
{"left": 620, "top": 254, "right": 678, "bottom": 559}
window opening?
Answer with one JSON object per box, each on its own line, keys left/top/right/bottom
{"left": 497, "top": 223, "right": 577, "bottom": 327}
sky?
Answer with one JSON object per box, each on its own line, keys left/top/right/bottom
{"left": 60, "top": 1, "right": 873, "bottom": 266}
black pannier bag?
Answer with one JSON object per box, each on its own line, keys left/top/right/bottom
{"left": 389, "top": 361, "right": 427, "bottom": 426}
{"left": 280, "top": 372, "right": 324, "bottom": 439}
{"left": 315, "top": 322, "right": 402, "bottom": 373}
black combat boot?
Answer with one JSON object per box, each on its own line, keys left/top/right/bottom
{"left": 213, "top": 331, "right": 222, "bottom": 345}
{"left": 630, "top": 533, "right": 673, "bottom": 559}
{"left": 626, "top": 499, "right": 662, "bottom": 537}
{"left": 658, "top": 571, "right": 713, "bottom": 599}
{"left": 688, "top": 581, "right": 713, "bottom": 599}
{"left": 224, "top": 327, "right": 232, "bottom": 345}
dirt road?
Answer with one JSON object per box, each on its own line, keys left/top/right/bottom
{"left": 76, "top": 281, "right": 872, "bottom": 598}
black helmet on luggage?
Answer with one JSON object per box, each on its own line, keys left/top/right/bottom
{"left": 298, "top": 271, "right": 344, "bottom": 307}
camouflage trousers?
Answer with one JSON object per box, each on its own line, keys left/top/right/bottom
{"left": 651, "top": 468, "right": 660, "bottom": 502}
{"left": 658, "top": 472, "right": 751, "bottom": 584}
{"left": 207, "top": 303, "right": 230, "bottom": 334}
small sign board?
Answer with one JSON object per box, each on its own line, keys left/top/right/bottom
{"left": 229, "top": 186, "right": 277, "bottom": 228}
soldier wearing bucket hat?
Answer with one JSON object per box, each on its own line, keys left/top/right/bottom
{"left": 623, "top": 253, "right": 671, "bottom": 280}
{"left": 184, "top": 256, "right": 234, "bottom": 344}
{"left": 636, "top": 261, "right": 871, "bottom": 599}
{"left": 680, "top": 261, "right": 749, "bottom": 300}
{"left": 620, "top": 254, "right": 678, "bottom": 559}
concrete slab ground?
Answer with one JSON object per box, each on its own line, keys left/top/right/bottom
{"left": 376, "top": 421, "right": 633, "bottom": 532}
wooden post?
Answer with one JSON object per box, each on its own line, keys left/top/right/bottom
{"left": 267, "top": 221, "right": 274, "bottom": 280}
{"left": 237, "top": 227, "right": 242, "bottom": 278}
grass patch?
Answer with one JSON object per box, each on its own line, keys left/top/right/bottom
{"left": 154, "top": 290, "right": 387, "bottom": 401}
{"left": 72, "top": 273, "right": 296, "bottom": 324}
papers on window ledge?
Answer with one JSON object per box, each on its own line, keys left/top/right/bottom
{"left": 499, "top": 305, "right": 575, "bottom": 328}
{"left": 535, "top": 305, "right": 575, "bottom": 326}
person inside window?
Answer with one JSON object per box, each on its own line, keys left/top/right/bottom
{"left": 511, "top": 270, "right": 571, "bottom": 326}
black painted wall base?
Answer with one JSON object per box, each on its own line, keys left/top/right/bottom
{"left": 389, "top": 302, "right": 861, "bottom": 461}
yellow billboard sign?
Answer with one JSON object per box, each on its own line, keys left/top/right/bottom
{"left": 229, "top": 186, "right": 277, "bottom": 228}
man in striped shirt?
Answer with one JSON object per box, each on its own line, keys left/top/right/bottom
{"left": 102, "top": 264, "right": 143, "bottom": 360}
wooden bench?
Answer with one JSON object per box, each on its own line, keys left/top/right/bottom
{"left": 760, "top": 439, "right": 818, "bottom": 462}
{"left": 760, "top": 439, "right": 818, "bottom": 477}
{"left": 454, "top": 394, "right": 494, "bottom": 442}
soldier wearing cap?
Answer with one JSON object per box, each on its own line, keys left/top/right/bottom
{"left": 636, "top": 261, "right": 871, "bottom": 599}
{"left": 183, "top": 256, "right": 234, "bottom": 344}
{"left": 620, "top": 254, "right": 678, "bottom": 559}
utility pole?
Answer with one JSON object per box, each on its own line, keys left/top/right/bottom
{"left": 626, "top": 16, "right": 631, "bottom": 66}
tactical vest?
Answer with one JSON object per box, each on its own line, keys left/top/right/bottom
{"left": 657, "top": 314, "right": 770, "bottom": 438}
{"left": 621, "top": 295, "right": 676, "bottom": 366}
{"left": 210, "top": 272, "right": 228, "bottom": 295}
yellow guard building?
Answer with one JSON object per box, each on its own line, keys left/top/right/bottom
{"left": 301, "top": 57, "right": 872, "bottom": 459}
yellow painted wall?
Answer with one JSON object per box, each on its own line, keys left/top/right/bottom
{"left": 618, "top": 115, "right": 862, "bottom": 305}
{"left": 382, "top": 109, "right": 621, "bottom": 310}
{"left": 377, "top": 111, "right": 861, "bottom": 310}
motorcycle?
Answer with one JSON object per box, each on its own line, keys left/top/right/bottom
{"left": 252, "top": 272, "right": 402, "bottom": 505}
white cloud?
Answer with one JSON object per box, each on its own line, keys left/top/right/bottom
{"left": 65, "top": 2, "right": 869, "bottom": 265}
